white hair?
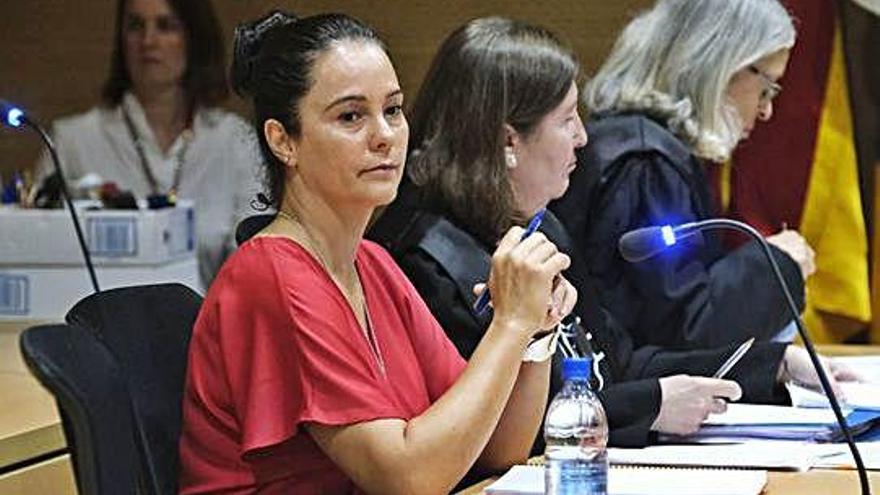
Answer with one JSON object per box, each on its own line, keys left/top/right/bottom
{"left": 585, "top": 0, "right": 796, "bottom": 162}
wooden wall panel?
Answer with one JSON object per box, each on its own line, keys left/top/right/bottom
{"left": 0, "top": 0, "right": 652, "bottom": 178}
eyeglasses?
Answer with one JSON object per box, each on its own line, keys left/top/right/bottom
{"left": 747, "top": 65, "right": 782, "bottom": 103}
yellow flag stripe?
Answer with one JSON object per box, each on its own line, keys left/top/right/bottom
{"left": 799, "top": 22, "right": 871, "bottom": 342}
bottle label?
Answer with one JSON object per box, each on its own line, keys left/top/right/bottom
{"left": 545, "top": 449, "right": 607, "bottom": 495}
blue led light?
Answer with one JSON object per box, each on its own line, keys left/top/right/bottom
{"left": 6, "top": 108, "right": 24, "bottom": 127}
{"left": 661, "top": 225, "right": 676, "bottom": 246}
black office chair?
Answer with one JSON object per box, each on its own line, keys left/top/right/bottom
{"left": 20, "top": 324, "right": 141, "bottom": 495}
{"left": 235, "top": 213, "right": 275, "bottom": 245}
{"left": 66, "top": 283, "right": 203, "bottom": 495}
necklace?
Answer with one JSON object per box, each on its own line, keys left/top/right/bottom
{"left": 275, "top": 209, "right": 336, "bottom": 273}
{"left": 275, "top": 209, "right": 386, "bottom": 374}
{"left": 121, "top": 105, "right": 193, "bottom": 197}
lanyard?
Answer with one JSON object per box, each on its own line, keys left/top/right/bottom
{"left": 121, "top": 106, "right": 192, "bottom": 196}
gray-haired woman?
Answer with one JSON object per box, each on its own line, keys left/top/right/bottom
{"left": 551, "top": 0, "right": 817, "bottom": 350}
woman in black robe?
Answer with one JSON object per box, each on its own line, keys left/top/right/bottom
{"left": 369, "top": 16, "right": 848, "bottom": 451}
{"left": 551, "top": 0, "right": 817, "bottom": 350}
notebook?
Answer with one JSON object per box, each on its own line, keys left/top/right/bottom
{"left": 608, "top": 442, "right": 818, "bottom": 471}
{"left": 788, "top": 382, "right": 880, "bottom": 411}
{"left": 703, "top": 403, "right": 841, "bottom": 425}
{"left": 810, "top": 441, "right": 880, "bottom": 469}
{"left": 484, "top": 465, "right": 767, "bottom": 495}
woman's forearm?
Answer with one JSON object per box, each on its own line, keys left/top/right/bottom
{"left": 398, "top": 320, "right": 534, "bottom": 490}
{"left": 476, "top": 359, "right": 550, "bottom": 471}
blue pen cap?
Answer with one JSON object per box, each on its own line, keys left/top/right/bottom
{"left": 562, "top": 357, "right": 592, "bottom": 381}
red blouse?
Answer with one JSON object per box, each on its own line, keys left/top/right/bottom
{"left": 178, "top": 237, "right": 466, "bottom": 494}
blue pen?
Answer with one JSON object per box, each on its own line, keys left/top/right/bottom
{"left": 473, "top": 208, "right": 547, "bottom": 315}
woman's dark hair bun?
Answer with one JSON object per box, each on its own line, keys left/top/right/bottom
{"left": 231, "top": 10, "right": 298, "bottom": 97}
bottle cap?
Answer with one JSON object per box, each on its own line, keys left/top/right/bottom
{"left": 562, "top": 356, "right": 592, "bottom": 381}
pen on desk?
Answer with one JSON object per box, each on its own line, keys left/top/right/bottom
{"left": 713, "top": 337, "right": 756, "bottom": 379}
{"left": 473, "top": 208, "right": 547, "bottom": 315}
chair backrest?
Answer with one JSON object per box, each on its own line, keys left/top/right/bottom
{"left": 20, "top": 324, "right": 140, "bottom": 495}
{"left": 66, "top": 283, "right": 203, "bottom": 495}
{"left": 235, "top": 214, "right": 275, "bottom": 246}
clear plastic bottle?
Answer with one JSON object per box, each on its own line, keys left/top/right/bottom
{"left": 544, "top": 357, "right": 608, "bottom": 495}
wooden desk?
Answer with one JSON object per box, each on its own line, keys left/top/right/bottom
{"left": 818, "top": 344, "right": 880, "bottom": 356}
{"left": 0, "top": 321, "right": 75, "bottom": 494}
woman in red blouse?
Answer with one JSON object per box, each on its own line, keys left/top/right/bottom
{"left": 177, "top": 11, "right": 575, "bottom": 494}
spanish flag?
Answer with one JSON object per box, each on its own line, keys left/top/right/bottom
{"left": 716, "top": 0, "right": 871, "bottom": 343}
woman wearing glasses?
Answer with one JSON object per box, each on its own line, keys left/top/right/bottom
{"left": 551, "top": 0, "right": 816, "bottom": 350}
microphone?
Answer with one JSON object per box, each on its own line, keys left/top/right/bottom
{"left": 619, "top": 218, "right": 870, "bottom": 495}
{"left": 618, "top": 222, "right": 705, "bottom": 262}
{"left": 2, "top": 100, "right": 100, "bottom": 293}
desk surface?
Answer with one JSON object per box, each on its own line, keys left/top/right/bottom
{"left": 0, "top": 321, "right": 65, "bottom": 470}
{"left": 457, "top": 344, "right": 880, "bottom": 495}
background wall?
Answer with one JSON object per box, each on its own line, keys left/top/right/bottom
{"left": 0, "top": 0, "right": 653, "bottom": 177}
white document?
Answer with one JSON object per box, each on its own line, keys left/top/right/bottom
{"left": 704, "top": 403, "right": 841, "bottom": 425}
{"left": 788, "top": 382, "right": 880, "bottom": 411}
{"left": 608, "top": 442, "right": 818, "bottom": 471}
{"left": 811, "top": 442, "right": 880, "bottom": 470}
{"left": 485, "top": 465, "right": 767, "bottom": 495}
{"left": 833, "top": 356, "right": 880, "bottom": 383}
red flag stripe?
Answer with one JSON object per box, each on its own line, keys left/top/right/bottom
{"left": 726, "top": 0, "right": 835, "bottom": 234}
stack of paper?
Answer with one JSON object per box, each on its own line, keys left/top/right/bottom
{"left": 660, "top": 404, "right": 880, "bottom": 443}
{"left": 485, "top": 465, "right": 767, "bottom": 495}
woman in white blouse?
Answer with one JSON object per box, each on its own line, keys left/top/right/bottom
{"left": 37, "top": 0, "right": 262, "bottom": 286}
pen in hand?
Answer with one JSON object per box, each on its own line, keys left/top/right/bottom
{"left": 473, "top": 208, "right": 547, "bottom": 315}
{"left": 713, "top": 337, "right": 755, "bottom": 379}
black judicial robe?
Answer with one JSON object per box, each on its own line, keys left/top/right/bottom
{"left": 550, "top": 113, "right": 805, "bottom": 350}
{"left": 369, "top": 182, "right": 787, "bottom": 450}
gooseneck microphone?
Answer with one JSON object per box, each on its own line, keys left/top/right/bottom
{"left": 618, "top": 221, "right": 715, "bottom": 263}
{"left": 619, "top": 218, "right": 870, "bottom": 495}
{"left": 1, "top": 99, "right": 100, "bottom": 293}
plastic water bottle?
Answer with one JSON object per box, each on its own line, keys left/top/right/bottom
{"left": 544, "top": 357, "right": 608, "bottom": 495}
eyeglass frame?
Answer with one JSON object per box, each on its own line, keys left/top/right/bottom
{"left": 747, "top": 65, "right": 783, "bottom": 104}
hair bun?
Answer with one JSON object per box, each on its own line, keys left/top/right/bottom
{"left": 231, "top": 10, "right": 298, "bottom": 97}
